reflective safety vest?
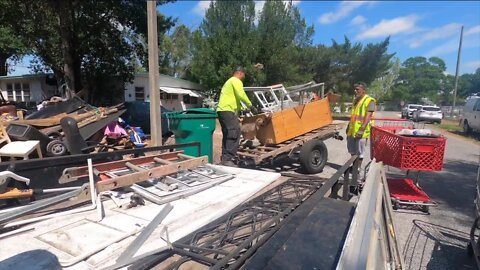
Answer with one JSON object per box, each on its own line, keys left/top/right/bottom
{"left": 347, "top": 94, "right": 375, "bottom": 138}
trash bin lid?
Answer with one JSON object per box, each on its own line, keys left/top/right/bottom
{"left": 165, "top": 108, "right": 217, "bottom": 119}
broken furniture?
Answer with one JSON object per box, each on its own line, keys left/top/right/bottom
{"left": 0, "top": 95, "right": 126, "bottom": 158}
{"left": 237, "top": 82, "right": 337, "bottom": 174}
{"left": 243, "top": 82, "right": 332, "bottom": 145}
{"left": 0, "top": 124, "right": 43, "bottom": 162}
{"left": 0, "top": 141, "right": 43, "bottom": 162}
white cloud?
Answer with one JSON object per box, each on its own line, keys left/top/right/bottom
{"left": 465, "top": 25, "right": 480, "bottom": 35}
{"left": 427, "top": 37, "right": 479, "bottom": 57}
{"left": 409, "top": 23, "right": 462, "bottom": 48}
{"left": 192, "top": 1, "right": 213, "bottom": 17}
{"left": 350, "top": 15, "right": 366, "bottom": 26}
{"left": 356, "top": 15, "right": 420, "bottom": 40}
{"left": 319, "top": 1, "right": 373, "bottom": 24}
{"left": 465, "top": 60, "right": 480, "bottom": 70}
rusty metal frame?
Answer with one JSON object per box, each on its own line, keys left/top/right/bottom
{"left": 59, "top": 151, "right": 184, "bottom": 183}
{"left": 74, "top": 155, "right": 208, "bottom": 199}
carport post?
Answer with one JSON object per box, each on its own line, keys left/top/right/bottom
{"left": 147, "top": 0, "right": 162, "bottom": 146}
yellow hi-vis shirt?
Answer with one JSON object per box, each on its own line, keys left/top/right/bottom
{"left": 216, "top": 77, "right": 252, "bottom": 113}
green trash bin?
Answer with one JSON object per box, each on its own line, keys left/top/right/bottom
{"left": 165, "top": 108, "right": 217, "bottom": 163}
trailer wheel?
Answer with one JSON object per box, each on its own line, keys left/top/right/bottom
{"left": 299, "top": 140, "right": 328, "bottom": 174}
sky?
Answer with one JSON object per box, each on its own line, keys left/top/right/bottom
{"left": 159, "top": 0, "right": 480, "bottom": 75}
{"left": 8, "top": 1, "right": 480, "bottom": 76}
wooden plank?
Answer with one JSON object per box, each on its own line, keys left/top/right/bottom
{"left": 256, "top": 146, "right": 278, "bottom": 151}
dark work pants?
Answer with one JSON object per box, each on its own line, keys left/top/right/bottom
{"left": 217, "top": 111, "right": 240, "bottom": 162}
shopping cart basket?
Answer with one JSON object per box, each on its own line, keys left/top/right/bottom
{"left": 370, "top": 118, "right": 446, "bottom": 213}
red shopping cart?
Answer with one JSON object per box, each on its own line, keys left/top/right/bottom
{"left": 369, "top": 118, "right": 446, "bottom": 213}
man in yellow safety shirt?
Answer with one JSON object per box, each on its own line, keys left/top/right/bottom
{"left": 217, "top": 67, "right": 256, "bottom": 166}
{"left": 346, "top": 82, "right": 375, "bottom": 191}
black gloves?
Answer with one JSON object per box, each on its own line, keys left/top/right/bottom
{"left": 250, "top": 106, "right": 259, "bottom": 115}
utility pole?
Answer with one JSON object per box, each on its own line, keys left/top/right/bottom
{"left": 451, "top": 25, "right": 463, "bottom": 118}
{"left": 147, "top": 0, "right": 162, "bottom": 146}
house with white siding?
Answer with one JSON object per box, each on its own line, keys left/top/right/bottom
{"left": 123, "top": 73, "right": 204, "bottom": 111}
{"left": 0, "top": 73, "right": 205, "bottom": 111}
{"left": 0, "top": 74, "right": 58, "bottom": 107}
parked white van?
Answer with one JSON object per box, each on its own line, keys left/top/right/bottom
{"left": 462, "top": 97, "right": 480, "bottom": 133}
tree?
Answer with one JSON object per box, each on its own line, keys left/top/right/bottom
{"left": 352, "top": 37, "right": 394, "bottom": 85}
{"left": 2, "top": 0, "right": 175, "bottom": 104}
{"left": 396, "top": 56, "right": 447, "bottom": 103}
{"left": 460, "top": 68, "right": 480, "bottom": 97}
{"left": 310, "top": 37, "right": 393, "bottom": 98}
{"left": 190, "top": 0, "right": 258, "bottom": 95}
{"left": 0, "top": 0, "right": 29, "bottom": 75}
{"left": 256, "top": 0, "right": 314, "bottom": 85}
{"left": 369, "top": 57, "right": 400, "bottom": 102}
{"left": 159, "top": 25, "right": 192, "bottom": 78}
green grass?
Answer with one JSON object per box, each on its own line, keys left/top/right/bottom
{"left": 437, "top": 123, "right": 462, "bottom": 132}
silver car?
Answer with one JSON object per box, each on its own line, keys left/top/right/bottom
{"left": 402, "top": 104, "right": 422, "bottom": 119}
{"left": 412, "top": 106, "right": 443, "bottom": 123}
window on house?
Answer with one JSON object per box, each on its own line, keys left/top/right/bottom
{"left": 14, "top": 83, "right": 22, "bottom": 101}
{"left": 135, "top": 87, "right": 145, "bottom": 101}
{"left": 183, "top": 95, "right": 190, "bottom": 104}
{"left": 183, "top": 95, "right": 198, "bottom": 105}
{"left": 6, "top": 84, "right": 13, "bottom": 101}
{"left": 22, "top": 83, "right": 30, "bottom": 102}
{"left": 160, "top": 92, "right": 167, "bottom": 100}
{"left": 6, "top": 82, "right": 30, "bottom": 102}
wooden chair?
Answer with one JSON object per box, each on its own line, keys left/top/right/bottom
{"left": 0, "top": 123, "right": 43, "bottom": 162}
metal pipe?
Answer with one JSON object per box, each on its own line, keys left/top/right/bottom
{"left": 116, "top": 204, "right": 173, "bottom": 265}
{"left": 4, "top": 204, "right": 96, "bottom": 228}
{"left": 0, "top": 186, "right": 85, "bottom": 226}
{"left": 88, "top": 158, "right": 97, "bottom": 206}
{"left": 40, "top": 187, "right": 83, "bottom": 193}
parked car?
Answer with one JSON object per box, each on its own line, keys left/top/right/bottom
{"left": 462, "top": 97, "right": 480, "bottom": 134}
{"left": 401, "top": 104, "right": 422, "bottom": 119}
{"left": 412, "top": 105, "right": 443, "bottom": 123}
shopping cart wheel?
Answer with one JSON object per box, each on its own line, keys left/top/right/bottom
{"left": 299, "top": 140, "right": 328, "bottom": 174}
{"left": 422, "top": 205, "right": 430, "bottom": 214}
{"left": 392, "top": 200, "right": 399, "bottom": 210}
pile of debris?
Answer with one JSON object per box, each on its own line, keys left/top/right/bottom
{"left": 0, "top": 150, "right": 280, "bottom": 269}
{"left": 0, "top": 95, "right": 132, "bottom": 159}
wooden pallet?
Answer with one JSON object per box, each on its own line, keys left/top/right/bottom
{"left": 237, "top": 124, "right": 339, "bottom": 165}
